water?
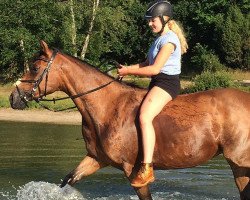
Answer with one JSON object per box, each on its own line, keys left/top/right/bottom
{"left": 0, "top": 121, "right": 239, "bottom": 200}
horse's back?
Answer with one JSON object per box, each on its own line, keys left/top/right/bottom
{"left": 153, "top": 88, "right": 250, "bottom": 169}
{"left": 164, "top": 88, "right": 250, "bottom": 119}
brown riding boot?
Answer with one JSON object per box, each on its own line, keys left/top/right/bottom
{"left": 131, "top": 163, "right": 155, "bottom": 187}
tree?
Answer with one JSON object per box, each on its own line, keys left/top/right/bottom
{"left": 84, "top": 0, "right": 150, "bottom": 65}
{"left": 174, "top": 0, "right": 249, "bottom": 72}
{"left": 215, "top": 6, "right": 250, "bottom": 69}
{"left": 0, "top": 0, "right": 63, "bottom": 82}
{"left": 0, "top": 0, "right": 249, "bottom": 83}
{"left": 81, "top": 0, "right": 100, "bottom": 60}
{"left": 70, "top": 0, "right": 77, "bottom": 57}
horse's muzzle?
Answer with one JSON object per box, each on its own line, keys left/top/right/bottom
{"left": 9, "top": 89, "right": 29, "bottom": 110}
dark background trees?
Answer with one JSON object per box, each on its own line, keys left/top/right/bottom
{"left": 0, "top": 0, "right": 249, "bottom": 82}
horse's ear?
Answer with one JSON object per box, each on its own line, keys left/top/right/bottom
{"left": 40, "top": 40, "right": 51, "bottom": 57}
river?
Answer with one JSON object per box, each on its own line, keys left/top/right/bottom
{"left": 0, "top": 121, "right": 239, "bottom": 200}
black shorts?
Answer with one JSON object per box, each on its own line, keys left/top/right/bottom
{"left": 149, "top": 73, "right": 180, "bottom": 99}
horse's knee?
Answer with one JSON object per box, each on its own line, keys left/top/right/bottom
{"left": 61, "top": 156, "right": 107, "bottom": 187}
{"left": 122, "top": 161, "right": 133, "bottom": 179}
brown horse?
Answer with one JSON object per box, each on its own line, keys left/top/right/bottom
{"left": 10, "top": 41, "right": 250, "bottom": 200}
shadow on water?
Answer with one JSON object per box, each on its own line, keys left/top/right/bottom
{"left": 0, "top": 121, "right": 239, "bottom": 200}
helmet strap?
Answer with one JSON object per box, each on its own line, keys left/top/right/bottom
{"left": 159, "top": 15, "right": 171, "bottom": 35}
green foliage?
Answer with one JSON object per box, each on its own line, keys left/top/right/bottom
{"left": 215, "top": 5, "right": 250, "bottom": 70}
{"left": 87, "top": 1, "right": 150, "bottom": 65}
{"left": 175, "top": 1, "right": 249, "bottom": 72}
{"left": 191, "top": 43, "right": 225, "bottom": 73}
{"left": 88, "top": 5, "right": 128, "bottom": 63}
{"left": 0, "top": 0, "right": 249, "bottom": 83}
{"left": 186, "top": 70, "right": 236, "bottom": 93}
{"left": 0, "top": 95, "right": 10, "bottom": 108}
{"left": 0, "top": 0, "right": 63, "bottom": 82}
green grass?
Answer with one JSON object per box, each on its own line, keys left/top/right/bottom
{"left": 228, "top": 69, "right": 250, "bottom": 80}
{"left": 0, "top": 95, "right": 10, "bottom": 107}
{"left": 0, "top": 83, "right": 12, "bottom": 108}
{"left": 25, "top": 97, "right": 77, "bottom": 111}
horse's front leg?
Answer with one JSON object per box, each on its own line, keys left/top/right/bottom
{"left": 60, "top": 155, "right": 107, "bottom": 187}
{"left": 134, "top": 187, "right": 153, "bottom": 200}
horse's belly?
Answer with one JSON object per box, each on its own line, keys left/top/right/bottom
{"left": 154, "top": 124, "right": 219, "bottom": 169}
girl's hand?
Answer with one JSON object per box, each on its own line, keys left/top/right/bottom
{"left": 117, "top": 64, "right": 129, "bottom": 77}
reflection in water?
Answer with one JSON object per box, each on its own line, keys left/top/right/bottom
{"left": 0, "top": 121, "right": 239, "bottom": 200}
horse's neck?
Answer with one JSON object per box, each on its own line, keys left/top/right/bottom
{"left": 60, "top": 56, "right": 145, "bottom": 125}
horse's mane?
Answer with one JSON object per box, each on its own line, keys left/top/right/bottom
{"left": 57, "top": 50, "right": 146, "bottom": 90}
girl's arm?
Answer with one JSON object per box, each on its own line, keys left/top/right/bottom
{"left": 118, "top": 43, "right": 175, "bottom": 77}
{"left": 117, "top": 59, "right": 149, "bottom": 70}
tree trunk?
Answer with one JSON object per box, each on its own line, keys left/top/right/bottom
{"left": 17, "top": 0, "right": 29, "bottom": 73}
{"left": 80, "top": 0, "right": 100, "bottom": 60}
{"left": 70, "top": 0, "right": 77, "bottom": 57}
{"left": 19, "top": 39, "right": 29, "bottom": 73}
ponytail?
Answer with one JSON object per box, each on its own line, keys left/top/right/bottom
{"left": 168, "top": 20, "right": 188, "bottom": 55}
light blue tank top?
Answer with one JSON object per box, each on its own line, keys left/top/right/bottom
{"left": 148, "top": 31, "right": 181, "bottom": 75}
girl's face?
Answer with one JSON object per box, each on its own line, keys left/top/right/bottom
{"left": 147, "top": 17, "right": 163, "bottom": 34}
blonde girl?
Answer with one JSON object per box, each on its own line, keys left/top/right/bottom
{"left": 117, "top": 0, "right": 188, "bottom": 187}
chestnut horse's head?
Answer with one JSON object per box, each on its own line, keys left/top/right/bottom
{"left": 10, "top": 41, "right": 61, "bottom": 109}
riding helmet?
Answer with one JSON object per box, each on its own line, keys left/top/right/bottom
{"left": 145, "top": 0, "right": 173, "bottom": 19}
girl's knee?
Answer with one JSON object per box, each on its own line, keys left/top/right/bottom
{"left": 139, "top": 112, "right": 153, "bottom": 126}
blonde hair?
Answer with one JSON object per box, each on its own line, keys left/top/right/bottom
{"left": 168, "top": 19, "right": 188, "bottom": 55}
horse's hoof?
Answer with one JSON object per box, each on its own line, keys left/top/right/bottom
{"left": 60, "top": 176, "right": 72, "bottom": 188}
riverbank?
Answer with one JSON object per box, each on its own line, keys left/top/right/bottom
{"left": 0, "top": 108, "right": 81, "bottom": 125}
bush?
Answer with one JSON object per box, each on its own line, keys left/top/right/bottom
{"left": 215, "top": 6, "right": 250, "bottom": 70}
{"left": 186, "top": 70, "right": 236, "bottom": 93}
{"left": 190, "top": 43, "right": 225, "bottom": 73}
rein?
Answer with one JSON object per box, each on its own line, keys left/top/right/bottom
{"left": 37, "top": 78, "right": 118, "bottom": 112}
{"left": 16, "top": 49, "right": 121, "bottom": 112}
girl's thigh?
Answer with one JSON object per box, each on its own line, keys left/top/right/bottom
{"left": 140, "top": 86, "right": 172, "bottom": 119}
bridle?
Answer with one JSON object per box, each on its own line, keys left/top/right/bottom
{"left": 16, "top": 49, "right": 121, "bottom": 111}
{"left": 16, "top": 49, "right": 59, "bottom": 106}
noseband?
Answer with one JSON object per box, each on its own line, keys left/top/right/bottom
{"left": 16, "top": 49, "right": 58, "bottom": 105}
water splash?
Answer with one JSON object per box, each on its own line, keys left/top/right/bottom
{"left": 0, "top": 181, "right": 85, "bottom": 200}
{"left": 0, "top": 181, "right": 235, "bottom": 200}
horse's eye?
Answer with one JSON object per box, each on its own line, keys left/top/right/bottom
{"left": 29, "top": 64, "right": 40, "bottom": 73}
{"left": 33, "top": 67, "right": 40, "bottom": 72}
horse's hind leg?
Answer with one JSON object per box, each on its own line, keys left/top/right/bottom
{"left": 228, "top": 161, "right": 250, "bottom": 200}
{"left": 60, "top": 155, "right": 107, "bottom": 187}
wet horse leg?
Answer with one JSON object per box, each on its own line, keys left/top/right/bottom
{"left": 123, "top": 161, "right": 153, "bottom": 200}
{"left": 60, "top": 155, "right": 107, "bottom": 187}
{"left": 133, "top": 187, "right": 153, "bottom": 200}
{"left": 234, "top": 168, "right": 250, "bottom": 200}
{"left": 228, "top": 161, "right": 250, "bottom": 200}
{"left": 235, "top": 169, "right": 250, "bottom": 200}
